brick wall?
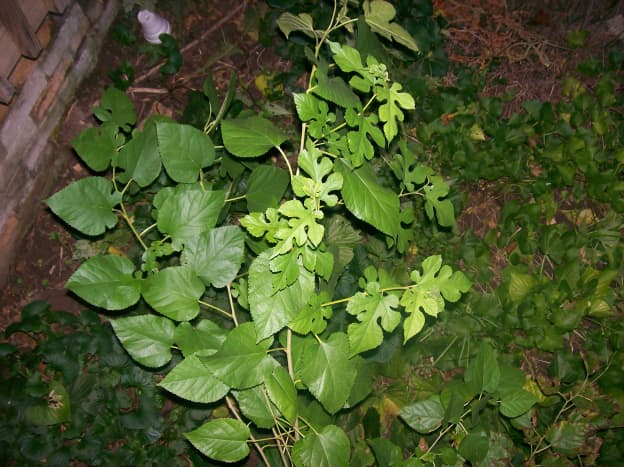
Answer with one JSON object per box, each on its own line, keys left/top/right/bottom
{"left": 0, "top": 0, "right": 120, "bottom": 287}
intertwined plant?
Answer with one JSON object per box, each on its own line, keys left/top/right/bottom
{"left": 46, "top": 1, "right": 478, "bottom": 464}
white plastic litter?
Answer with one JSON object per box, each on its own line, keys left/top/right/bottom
{"left": 137, "top": 10, "right": 171, "bottom": 44}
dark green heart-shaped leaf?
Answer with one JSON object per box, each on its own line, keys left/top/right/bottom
{"left": 110, "top": 314, "right": 176, "bottom": 368}
{"left": 117, "top": 120, "right": 162, "bottom": 187}
{"left": 181, "top": 226, "right": 245, "bottom": 288}
{"left": 46, "top": 177, "right": 121, "bottom": 236}
{"left": 221, "top": 116, "right": 287, "bottom": 157}
{"left": 66, "top": 255, "right": 140, "bottom": 310}
{"left": 174, "top": 320, "right": 227, "bottom": 357}
{"left": 159, "top": 354, "right": 229, "bottom": 403}
{"left": 185, "top": 418, "right": 250, "bottom": 463}
{"left": 157, "top": 188, "right": 225, "bottom": 247}
{"left": 400, "top": 395, "right": 445, "bottom": 433}
{"left": 157, "top": 122, "right": 215, "bottom": 182}
{"left": 142, "top": 266, "right": 204, "bottom": 321}
{"left": 248, "top": 250, "right": 315, "bottom": 341}
{"left": 247, "top": 165, "right": 290, "bottom": 212}
{"left": 202, "top": 322, "right": 275, "bottom": 389}
{"left": 298, "top": 332, "right": 356, "bottom": 414}
{"left": 292, "top": 425, "right": 350, "bottom": 467}
{"left": 458, "top": 431, "right": 489, "bottom": 463}
{"left": 336, "top": 160, "right": 399, "bottom": 237}
{"left": 232, "top": 385, "right": 275, "bottom": 429}
{"left": 265, "top": 365, "right": 297, "bottom": 424}
{"left": 72, "top": 123, "right": 119, "bottom": 172}
{"left": 499, "top": 389, "right": 538, "bottom": 418}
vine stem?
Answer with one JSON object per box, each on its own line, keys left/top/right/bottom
{"left": 138, "top": 222, "right": 158, "bottom": 238}
{"left": 420, "top": 408, "right": 471, "bottom": 461}
{"left": 226, "top": 283, "right": 239, "bottom": 327}
{"left": 116, "top": 207, "right": 148, "bottom": 251}
{"left": 112, "top": 178, "right": 148, "bottom": 251}
{"left": 320, "top": 284, "right": 414, "bottom": 308}
{"left": 272, "top": 426, "right": 291, "bottom": 467}
{"left": 198, "top": 299, "right": 234, "bottom": 321}
{"left": 225, "top": 194, "right": 246, "bottom": 203}
{"left": 286, "top": 329, "right": 300, "bottom": 441}
{"left": 277, "top": 145, "right": 294, "bottom": 180}
{"left": 225, "top": 396, "right": 270, "bottom": 466}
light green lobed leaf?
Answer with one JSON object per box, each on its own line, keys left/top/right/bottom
{"left": 376, "top": 81, "right": 415, "bottom": 142}
{"left": 347, "top": 282, "right": 401, "bottom": 356}
{"left": 289, "top": 292, "right": 332, "bottom": 335}
{"left": 93, "top": 86, "right": 136, "bottom": 130}
{"left": 344, "top": 108, "right": 385, "bottom": 167}
{"left": 295, "top": 144, "right": 343, "bottom": 207}
{"left": 293, "top": 93, "right": 335, "bottom": 139}
{"left": 274, "top": 199, "right": 325, "bottom": 255}
{"left": 424, "top": 175, "right": 455, "bottom": 227}
{"left": 400, "top": 255, "right": 471, "bottom": 343}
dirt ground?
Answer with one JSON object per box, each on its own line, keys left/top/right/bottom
{"left": 0, "top": 0, "right": 621, "bottom": 333}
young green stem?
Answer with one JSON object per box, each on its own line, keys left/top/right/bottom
{"left": 198, "top": 299, "right": 234, "bottom": 321}
{"left": 226, "top": 283, "right": 239, "bottom": 327}
{"left": 277, "top": 145, "right": 294, "bottom": 179}
{"left": 286, "top": 329, "right": 300, "bottom": 441}
{"left": 225, "top": 396, "right": 271, "bottom": 466}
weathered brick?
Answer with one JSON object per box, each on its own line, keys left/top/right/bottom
{"left": 0, "top": 212, "right": 19, "bottom": 287}
{"left": 40, "top": 3, "right": 89, "bottom": 77}
{"left": 8, "top": 68, "right": 48, "bottom": 116}
{"left": 0, "top": 157, "right": 25, "bottom": 198}
{"left": 0, "top": 112, "right": 37, "bottom": 159}
{"left": 33, "top": 55, "right": 73, "bottom": 122}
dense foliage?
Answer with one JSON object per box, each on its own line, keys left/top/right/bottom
{"left": 5, "top": 0, "right": 623, "bottom": 465}
{"left": 0, "top": 301, "right": 205, "bottom": 464}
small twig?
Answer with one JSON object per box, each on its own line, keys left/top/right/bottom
{"left": 133, "top": 1, "right": 248, "bottom": 85}
{"left": 128, "top": 87, "right": 169, "bottom": 94}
